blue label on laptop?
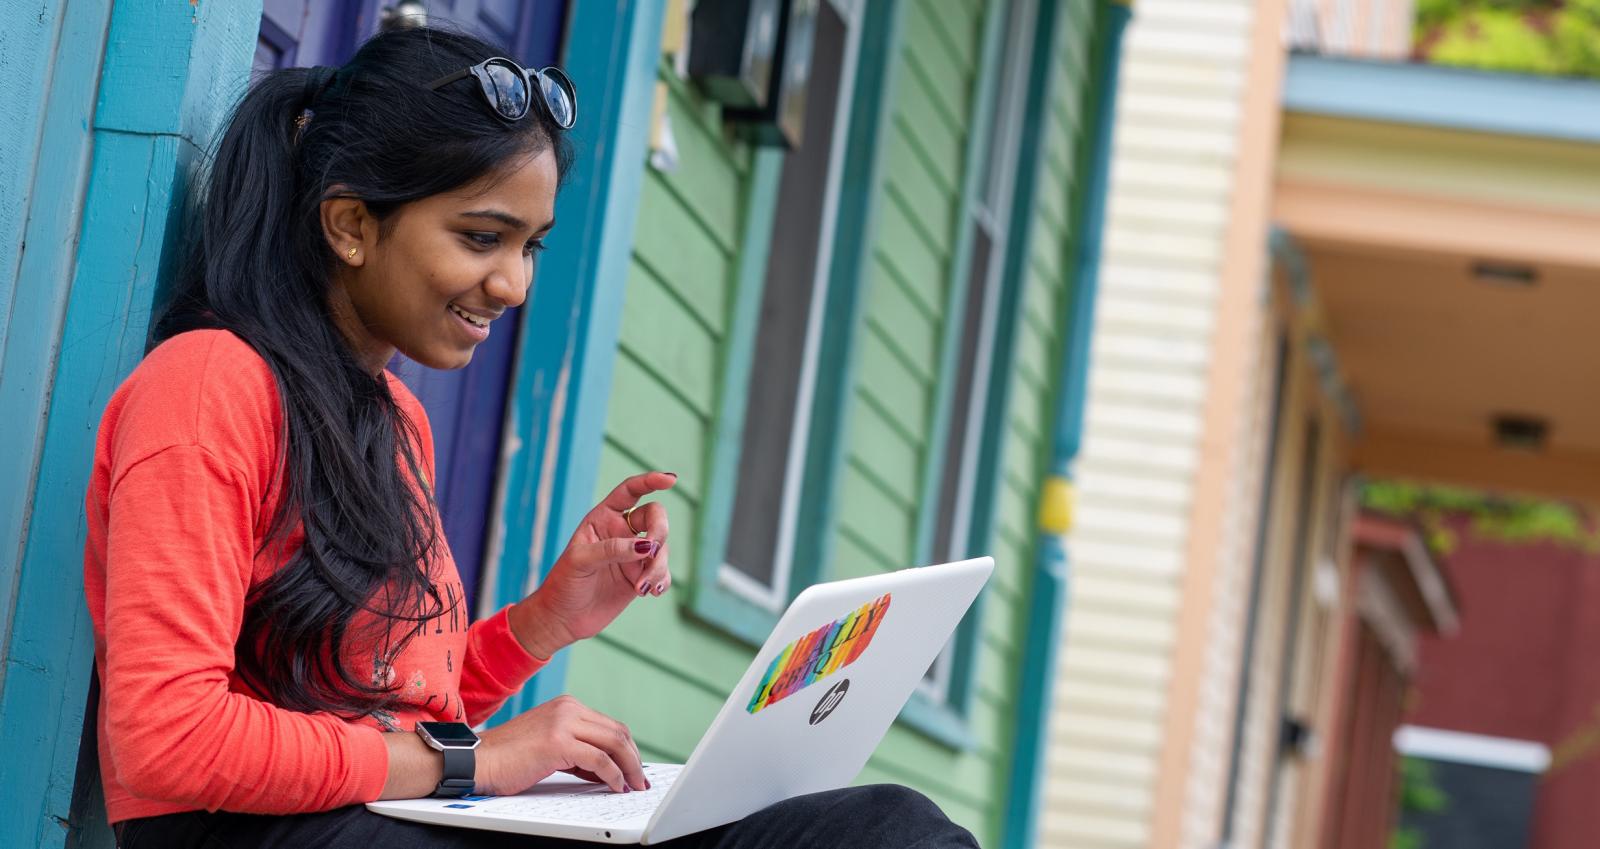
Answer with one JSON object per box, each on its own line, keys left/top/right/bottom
{"left": 461, "top": 795, "right": 496, "bottom": 802}
{"left": 444, "top": 803, "right": 475, "bottom": 809}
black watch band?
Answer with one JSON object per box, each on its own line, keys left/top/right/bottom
{"left": 435, "top": 747, "right": 476, "bottom": 798}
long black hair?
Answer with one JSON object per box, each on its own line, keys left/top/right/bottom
{"left": 153, "top": 26, "right": 572, "bottom": 717}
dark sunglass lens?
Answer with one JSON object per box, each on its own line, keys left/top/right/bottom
{"left": 482, "top": 61, "right": 530, "bottom": 120}
{"left": 536, "top": 70, "right": 575, "bottom": 128}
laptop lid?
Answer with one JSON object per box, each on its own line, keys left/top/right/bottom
{"left": 642, "top": 556, "right": 994, "bottom": 844}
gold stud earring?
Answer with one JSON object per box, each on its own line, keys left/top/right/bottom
{"left": 346, "top": 246, "right": 359, "bottom": 261}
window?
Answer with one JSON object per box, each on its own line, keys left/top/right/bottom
{"left": 687, "top": 0, "right": 868, "bottom": 643}
{"left": 911, "top": 0, "right": 1034, "bottom": 712}
{"left": 719, "top": 0, "right": 855, "bottom": 611}
{"left": 917, "top": 217, "right": 1001, "bottom": 703}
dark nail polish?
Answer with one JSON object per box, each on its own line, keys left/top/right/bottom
{"left": 654, "top": 582, "right": 665, "bottom": 595}
{"left": 639, "top": 581, "right": 650, "bottom": 595}
{"left": 649, "top": 541, "right": 661, "bottom": 557}
{"left": 634, "top": 539, "right": 653, "bottom": 554}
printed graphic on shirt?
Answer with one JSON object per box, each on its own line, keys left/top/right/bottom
{"left": 369, "top": 578, "right": 471, "bottom": 728}
{"left": 746, "top": 593, "right": 890, "bottom": 715}
{"left": 411, "top": 579, "right": 469, "bottom": 639}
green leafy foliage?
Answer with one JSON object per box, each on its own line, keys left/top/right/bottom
{"left": 1390, "top": 756, "right": 1450, "bottom": 849}
{"left": 1361, "top": 479, "right": 1600, "bottom": 555}
{"left": 1415, "top": 0, "right": 1600, "bottom": 78}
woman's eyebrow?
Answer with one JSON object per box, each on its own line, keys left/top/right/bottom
{"left": 460, "top": 209, "right": 530, "bottom": 230}
{"left": 459, "top": 209, "right": 556, "bottom": 233}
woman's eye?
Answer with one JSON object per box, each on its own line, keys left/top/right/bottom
{"left": 465, "top": 232, "right": 499, "bottom": 249}
{"left": 523, "top": 239, "right": 548, "bottom": 256}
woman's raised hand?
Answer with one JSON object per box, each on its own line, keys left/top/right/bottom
{"left": 476, "top": 695, "right": 648, "bottom": 794}
{"left": 507, "top": 471, "right": 676, "bottom": 660}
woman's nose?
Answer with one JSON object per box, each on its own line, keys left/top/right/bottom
{"left": 486, "top": 253, "right": 531, "bottom": 308}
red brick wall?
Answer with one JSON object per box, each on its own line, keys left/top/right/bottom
{"left": 1405, "top": 524, "right": 1600, "bottom": 849}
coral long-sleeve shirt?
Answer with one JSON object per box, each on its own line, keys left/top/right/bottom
{"left": 82, "top": 329, "right": 544, "bottom": 824}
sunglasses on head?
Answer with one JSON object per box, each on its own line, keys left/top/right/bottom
{"left": 427, "top": 57, "right": 576, "bottom": 128}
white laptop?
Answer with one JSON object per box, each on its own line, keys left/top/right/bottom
{"left": 367, "top": 556, "right": 994, "bottom": 844}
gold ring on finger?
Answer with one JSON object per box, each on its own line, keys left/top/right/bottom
{"left": 623, "top": 506, "right": 643, "bottom": 535}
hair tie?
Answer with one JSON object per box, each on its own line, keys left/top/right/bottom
{"left": 294, "top": 66, "right": 340, "bottom": 145}
{"left": 301, "top": 65, "right": 338, "bottom": 110}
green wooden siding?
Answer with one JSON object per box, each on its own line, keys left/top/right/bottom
{"left": 844, "top": 0, "right": 983, "bottom": 572}
{"left": 828, "top": 0, "right": 998, "bottom": 835}
{"left": 563, "top": 1, "right": 1105, "bottom": 845}
{"left": 565, "top": 57, "right": 758, "bottom": 749}
{"left": 855, "top": 1, "right": 1105, "bottom": 843}
{"left": 560, "top": 60, "right": 758, "bottom": 765}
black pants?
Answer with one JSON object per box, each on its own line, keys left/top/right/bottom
{"left": 114, "top": 784, "right": 980, "bottom": 848}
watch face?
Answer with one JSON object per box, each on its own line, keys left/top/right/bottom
{"left": 417, "top": 722, "right": 479, "bottom": 747}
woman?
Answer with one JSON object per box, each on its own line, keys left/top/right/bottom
{"left": 86, "top": 25, "right": 977, "bottom": 849}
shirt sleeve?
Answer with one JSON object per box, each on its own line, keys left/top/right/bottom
{"left": 459, "top": 606, "right": 546, "bottom": 725}
{"left": 100, "top": 444, "right": 390, "bottom": 813}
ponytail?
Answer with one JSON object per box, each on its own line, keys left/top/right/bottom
{"left": 156, "top": 26, "right": 570, "bottom": 717}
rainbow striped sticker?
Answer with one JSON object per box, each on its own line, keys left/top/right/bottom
{"left": 746, "top": 593, "right": 891, "bottom": 714}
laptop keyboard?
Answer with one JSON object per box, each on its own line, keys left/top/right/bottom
{"left": 481, "top": 763, "right": 682, "bottom": 824}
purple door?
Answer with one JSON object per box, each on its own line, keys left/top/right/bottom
{"left": 255, "top": 1, "right": 569, "bottom": 611}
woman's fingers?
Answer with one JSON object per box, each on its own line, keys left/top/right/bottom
{"left": 598, "top": 471, "right": 678, "bottom": 514}
{"left": 577, "top": 715, "right": 647, "bottom": 792}
{"left": 626, "top": 501, "right": 669, "bottom": 540}
{"left": 566, "top": 740, "right": 629, "bottom": 794}
{"left": 563, "top": 537, "right": 673, "bottom": 598}
{"left": 568, "top": 536, "right": 659, "bottom": 570}
{"left": 627, "top": 502, "right": 672, "bottom": 595}
{"left": 482, "top": 696, "right": 652, "bottom": 796}
{"left": 639, "top": 542, "right": 671, "bottom": 597}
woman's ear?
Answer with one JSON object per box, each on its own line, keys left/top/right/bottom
{"left": 320, "top": 192, "right": 375, "bottom": 267}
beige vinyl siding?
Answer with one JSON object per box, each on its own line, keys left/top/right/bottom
{"left": 1039, "top": 0, "right": 1278, "bottom": 847}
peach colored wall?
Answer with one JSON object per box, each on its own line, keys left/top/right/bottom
{"left": 1149, "top": 0, "right": 1293, "bottom": 846}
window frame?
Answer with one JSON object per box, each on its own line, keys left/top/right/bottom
{"left": 898, "top": 0, "right": 1038, "bottom": 745}
{"left": 686, "top": 0, "right": 870, "bottom": 645}
{"left": 686, "top": 0, "right": 1051, "bottom": 753}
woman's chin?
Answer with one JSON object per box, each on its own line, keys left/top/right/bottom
{"left": 403, "top": 345, "right": 476, "bottom": 371}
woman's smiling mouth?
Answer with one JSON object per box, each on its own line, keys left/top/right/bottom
{"left": 448, "top": 302, "right": 492, "bottom": 329}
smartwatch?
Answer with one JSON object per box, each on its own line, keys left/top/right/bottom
{"left": 415, "top": 721, "right": 480, "bottom": 798}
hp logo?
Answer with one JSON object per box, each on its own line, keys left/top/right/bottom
{"left": 809, "top": 679, "right": 850, "bottom": 726}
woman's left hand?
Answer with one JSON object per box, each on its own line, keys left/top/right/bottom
{"left": 508, "top": 471, "right": 677, "bottom": 659}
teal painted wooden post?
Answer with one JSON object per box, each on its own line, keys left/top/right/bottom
{"left": 1003, "top": 3, "right": 1131, "bottom": 849}
{"left": 0, "top": 3, "right": 260, "bottom": 847}
{"left": 0, "top": 0, "right": 112, "bottom": 658}
{"left": 484, "top": 0, "right": 665, "bottom": 719}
